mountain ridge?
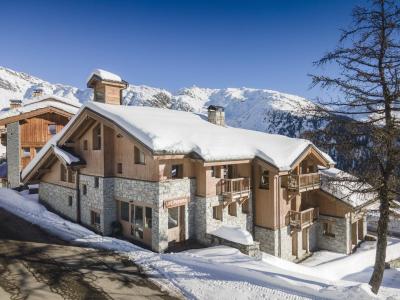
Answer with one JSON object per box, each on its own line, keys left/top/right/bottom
{"left": 0, "top": 65, "right": 323, "bottom": 139}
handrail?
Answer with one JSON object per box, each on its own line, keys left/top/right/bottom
{"left": 220, "top": 177, "right": 251, "bottom": 195}
{"left": 287, "top": 173, "right": 320, "bottom": 190}
{"left": 289, "top": 207, "right": 319, "bottom": 229}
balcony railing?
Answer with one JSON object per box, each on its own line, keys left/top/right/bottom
{"left": 287, "top": 173, "right": 320, "bottom": 191}
{"left": 289, "top": 207, "right": 319, "bottom": 229}
{"left": 220, "top": 177, "right": 251, "bottom": 199}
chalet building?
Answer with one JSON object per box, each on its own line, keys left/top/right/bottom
{"left": 0, "top": 93, "right": 80, "bottom": 187}
{"left": 21, "top": 70, "right": 376, "bottom": 261}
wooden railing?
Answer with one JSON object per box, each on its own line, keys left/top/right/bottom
{"left": 287, "top": 173, "right": 320, "bottom": 191}
{"left": 220, "top": 177, "right": 251, "bottom": 198}
{"left": 289, "top": 207, "right": 319, "bottom": 229}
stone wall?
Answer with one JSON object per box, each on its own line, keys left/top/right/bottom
{"left": 193, "top": 194, "right": 253, "bottom": 245}
{"left": 7, "top": 122, "right": 20, "bottom": 188}
{"left": 316, "top": 214, "right": 350, "bottom": 254}
{"left": 254, "top": 225, "right": 294, "bottom": 260}
{"left": 39, "top": 182, "right": 78, "bottom": 221}
{"left": 80, "top": 175, "right": 115, "bottom": 235}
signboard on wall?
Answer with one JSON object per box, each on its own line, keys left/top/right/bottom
{"left": 163, "top": 197, "right": 189, "bottom": 209}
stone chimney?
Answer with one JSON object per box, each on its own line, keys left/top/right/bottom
{"left": 32, "top": 88, "right": 43, "bottom": 98}
{"left": 9, "top": 99, "right": 22, "bottom": 110}
{"left": 207, "top": 105, "right": 225, "bottom": 126}
{"left": 87, "top": 69, "right": 128, "bottom": 105}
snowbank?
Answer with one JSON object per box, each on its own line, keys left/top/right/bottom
{"left": 0, "top": 188, "right": 393, "bottom": 299}
{"left": 210, "top": 225, "right": 254, "bottom": 245}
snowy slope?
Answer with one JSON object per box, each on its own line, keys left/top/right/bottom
{"left": 0, "top": 66, "right": 322, "bottom": 138}
{"left": 2, "top": 188, "right": 398, "bottom": 299}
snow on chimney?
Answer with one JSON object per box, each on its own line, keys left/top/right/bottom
{"left": 32, "top": 88, "right": 43, "bottom": 98}
{"left": 87, "top": 69, "right": 128, "bottom": 105}
{"left": 207, "top": 105, "right": 225, "bottom": 126}
{"left": 9, "top": 99, "right": 22, "bottom": 110}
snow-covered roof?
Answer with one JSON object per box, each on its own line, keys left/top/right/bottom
{"left": 87, "top": 69, "right": 122, "bottom": 83}
{"left": 319, "top": 168, "right": 377, "bottom": 208}
{"left": 210, "top": 225, "right": 254, "bottom": 245}
{"left": 85, "top": 102, "right": 333, "bottom": 168}
{"left": 22, "top": 102, "right": 334, "bottom": 180}
{"left": 53, "top": 146, "right": 81, "bottom": 165}
{"left": 0, "top": 95, "right": 81, "bottom": 121}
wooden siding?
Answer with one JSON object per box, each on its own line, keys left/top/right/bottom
{"left": 19, "top": 113, "right": 69, "bottom": 169}
{"left": 41, "top": 160, "right": 76, "bottom": 189}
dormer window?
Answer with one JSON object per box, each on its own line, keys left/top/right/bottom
{"left": 92, "top": 124, "right": 101, "bottom": 150}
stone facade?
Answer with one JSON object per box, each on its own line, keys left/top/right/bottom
{"left": 39, "top": 182, "right": 78, "bottom": 221}
{"left": 38, "top": 171, "right": 365, "bottom": 260}
{"left": 80, "top": 175, "right": 115, "bottom": 235}
{"left": 254, "top": 225, "right": 294, "bottom": 260}
{"left": 7, "top": 122, "right": 20, "bottom": 188}
{"left": 193, "top": 194, "right": 253, "bottom": 246}
{"left": 316, "top": 214, "right": 351, "bottom": 254}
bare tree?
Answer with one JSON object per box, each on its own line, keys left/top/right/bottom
{"left": 310, "top": 0, "right": 400, "bottom": 293}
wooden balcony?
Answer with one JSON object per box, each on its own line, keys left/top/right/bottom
{"left": 287, "top": 173, "right": 320, "bottom": 192}
{"left": 220, "top": 177, "right": 251, "bottom": 199}
{"left": 289, "top": 207, "right": 319, "bottom": 230}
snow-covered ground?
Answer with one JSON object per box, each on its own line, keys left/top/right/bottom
{"left": 0, "top": 188, "right": 398, "bottom": 299}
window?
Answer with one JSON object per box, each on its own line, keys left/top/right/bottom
{"left": 83, "top": 140, "right": 88, "bottom": 151}
{"left": 171, "top": 164, "right": 183, "bottom": 179}
{"left": 213, "top": 205, "right": 223, "bottom": 221}
{"left": 67, "top": 169, "right": 74, "bottom": 183}
{"left": 60, "top": 164, "right": 67, "bottom": 182}
{"left": 94, "top": 177, "right": 99, "bottom": 188}
{"left": 90, "top": 210, "right": 101, "bottom": 229}
{"left": 22, "top": 147, "right": 30, "bottom": 157}
{"left": 323, "top": 222, "right": 335, "bottom": 237}
{"left": 134, "top": 146, "right": 145, "bottom": 164}
{"left": 242, "top": 199, "right": 249, "bottom": 214}
{"left": 68, "top": 196, "right": 73, "bottom": 207}
{"left": 222, "top": 165, "right": 228, "bottom": 178}
{"left": 168, "top": 207, "right": 179, "bottom": 229}
{"left": 92, "top": 124, "right": 101, "bottom": 150}
{"left": 145, "top": 207, "right": 152, "bottom": 229}
{"left": 48, "top": 124, "right": 57, "bottom": 135}
{"left": 228, "top": 202, "right": 237, "bottom": 216}
{"left": 211, "top": 166, "right": 216, "bottom": 178}
{"left": 120, "top": 201, "right": 129, "bottom": 222}
{"left": 35, "top": 147, "right": 42, "bottom": 154}
{"left": 260, "top": 170, "right": 270, "bottom": 189}
{"left": 82, "top": 184, "right": 87, "bottom": 196}
{"left": 134, "top": 206, "right": 144, "bottom": 240}
{"left": 117, "top": 163, "right": 123, "bottom": 174}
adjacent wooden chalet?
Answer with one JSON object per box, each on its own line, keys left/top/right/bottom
{"left": 0, "top": 95, "right": 80, "bottom": 187}
{"left": 21, "top": 70, "right": 376, "bottom": 260}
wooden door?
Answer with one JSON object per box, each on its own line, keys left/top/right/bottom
{"left": 168, "top": 205, "right": 185, "bottom": 245}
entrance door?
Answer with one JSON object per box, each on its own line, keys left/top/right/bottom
{"left": 292, "top": 232, "right": 298, "bottom": 257}
{"left": 168, "top": 205, "right": 185, "bottom": 245}
{"left": 302, "top": 228, "right": 309, "bottom": 253}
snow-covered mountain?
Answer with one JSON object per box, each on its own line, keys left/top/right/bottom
{"left": 0, "top": 66, "right": 324, "bottom": 138}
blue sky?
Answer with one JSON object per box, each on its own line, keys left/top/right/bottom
{"left": 0, "top": 0, "right": 366, "bottom": 99}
